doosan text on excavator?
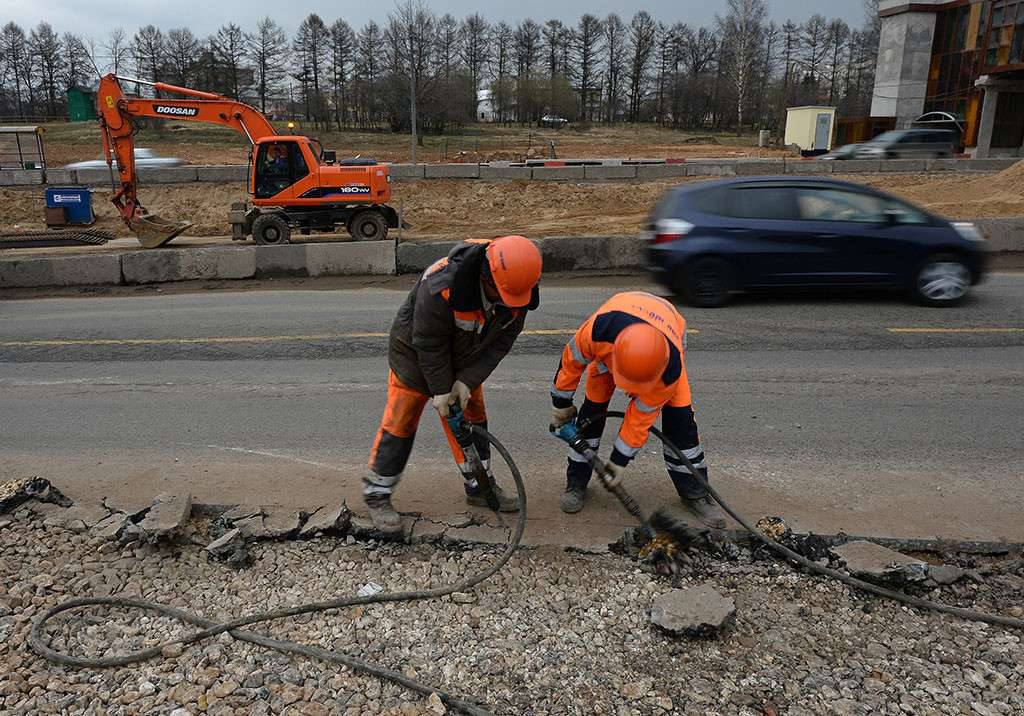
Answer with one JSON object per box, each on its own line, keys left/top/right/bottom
{"left": 97, "top": 74, "right": 404, "bottom": 248}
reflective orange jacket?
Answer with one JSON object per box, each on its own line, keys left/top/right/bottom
{"left": 551, "top": 291, "right": 692, "bottom": 464}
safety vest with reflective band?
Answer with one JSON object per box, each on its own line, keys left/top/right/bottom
{"left": 551, "top": 291, "right": 690, "bottom": 466}
{"left": 387, "top": 241, "right": 537, "bottom": 397}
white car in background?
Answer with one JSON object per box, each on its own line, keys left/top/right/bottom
{"left": 65, "top": 148, "right": 184, "bottom": 170}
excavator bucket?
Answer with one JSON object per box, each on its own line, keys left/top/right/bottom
{"left": 129, "top": 214, "right": 193, "bottom": 249}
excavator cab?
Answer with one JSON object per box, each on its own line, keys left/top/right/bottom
{"left": 253, "top": 140, "right": 309, "bottom": 199}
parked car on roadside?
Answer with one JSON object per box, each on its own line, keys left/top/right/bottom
{"left": 65, "top": 148, "right": 185, "bottom": 170}
{"left": 645, "top": 177, "right": 987, "bottom": 307}
{"left": 854, "top": 129, "right": 956, "bottom": 159}
{"left": 540, "top": 115, "right": 569, "bottom": 128}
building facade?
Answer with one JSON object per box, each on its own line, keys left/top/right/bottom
{"left": 871, "top": 0, "right": 1024, "bottom": 156}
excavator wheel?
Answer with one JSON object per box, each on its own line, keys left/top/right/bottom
{"left": 348, "top": 210, "right": 388, "bottom": 242}
{"left": 252, "top": 213, "right": 291, "bottom": 246}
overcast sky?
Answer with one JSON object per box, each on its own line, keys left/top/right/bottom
{"left": 8, "top": 0, "right": 867, "bottom": 40}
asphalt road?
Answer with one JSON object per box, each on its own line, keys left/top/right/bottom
{"left": 2, "top": 273, "right": 1022, "bottom": 545}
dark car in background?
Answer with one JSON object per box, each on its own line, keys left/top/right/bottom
{"left": 645, "top": 177, "right": 987, "bottom": 307}
{"left": 853, "top": 129, "right": 957, "bottom": 159}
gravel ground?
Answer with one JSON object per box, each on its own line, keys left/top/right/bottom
{"left": 1, "top": 511, "right": 1022, "bottom": 716}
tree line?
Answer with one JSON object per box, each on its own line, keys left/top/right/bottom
{"left": 0, "top": 0, "right": 881, "bottom": 134}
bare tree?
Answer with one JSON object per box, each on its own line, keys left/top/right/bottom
{"left": 131, "top": 25, "right": 166, "bottom": 95}
{"left": 248, "top": 18, "right": 287, "bottom": 114}
{"left": 717, "top": 0, "right": 767, "bottom": 130}
{"left": 103, "top": 27, "right": 130, "bottom": 76}
{"left": 354, "top": 21, "right": 382, "bottom": 127}
{"left": 626, "top": 11, "right": 657, "bottom": 122}
{"left": 62, "top": 33, "right": 92, "bottom": 88}
{"left": 210, "top": 23, "right": 249, "bottom": 100}
{"left": 491, "top": 22, "right": 514, "bottom": 124}
{"left": 166, "top": 29, "right": 200, "bottom": 88}
{"left": 330, "top": 19, "right": 356, "bottom": 128}
{"left": 800, "top": 13, "right": 829, "bottom": 100}
{"left": 1, "top": 22, "right": 28, "bottom": 116}
{"left": 603, "top": 14, "right": 626, "bottom": 122}
{"left": 575, "top": 15, "right": 603, "bottom": 122}
{"left": 29, "top": 22, "right": 64, "bottom": 116}
{"left": 293, "top": 13, "right": 329, "bottom": 124}
{"left": 460, "top": 14, "right": 490, "bottom": 118}
{"left": 825, "top": 19, "right": 850, "bottom": 105}
{"left": 389, "top": 1, "right": 436, "bottom": 161}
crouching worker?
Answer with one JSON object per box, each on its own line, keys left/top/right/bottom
{"left": 365, "top": 236, "right": 543, "bottom": 534}
{"left": 549, "top": 291, "right": 724, "bottom": 529}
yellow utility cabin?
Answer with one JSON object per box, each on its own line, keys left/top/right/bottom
{"left": 784, "top": 106, "right": 837, "bottom": 153}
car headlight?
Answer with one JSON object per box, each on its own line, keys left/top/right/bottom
{"left": 952, "top": 222, "right": 984, "bottom": 242}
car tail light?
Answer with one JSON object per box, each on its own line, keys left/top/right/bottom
{"left": 652, "top": 219, "right": 694, "bottom": 244}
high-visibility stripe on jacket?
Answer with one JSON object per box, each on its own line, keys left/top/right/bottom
{"left": 551, "top": 291, "right": 693, "bottom": 466}
{"left": 388, "top": 240, "right": 539, "bottom": 397}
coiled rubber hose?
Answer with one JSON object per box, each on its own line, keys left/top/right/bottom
{"left": 600, "top": 410, "right": 1024, "bottom": 631}
{"left": 30, "top": 425, "right": 527, "bottom": 716}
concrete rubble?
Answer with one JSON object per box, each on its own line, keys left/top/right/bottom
{"left": 832, "top": 539, "right": 929, "bottom": 584}
{"left": 649, "top": 583, "right": 737, "bottom": 636}
{"left": 137, "top": 492, "right": 194, "bottom": 543}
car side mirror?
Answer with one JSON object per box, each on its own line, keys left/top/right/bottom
{"left": 882, "top": 208, "right": 901, "bottom": 226}
{"left": 322, "top": 150, "right": 336, "bottom": 165}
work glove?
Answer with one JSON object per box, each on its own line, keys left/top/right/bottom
{"left": 603, "top": 462, "right": 624, "bottom": 489}
{"left": 550, "top": 405, "right": 577, "bottom": 430}
{"left": 431, "top": 393, "right": 454, "bottom": 417}
{"left": 451, "top": 380, "right": 472, "bottom": 410}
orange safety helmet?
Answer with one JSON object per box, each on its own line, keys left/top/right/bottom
{"left": 611, "top": 322, "right": 670, "bottom": 395}
{"left": 486, "top": 235, "right": 542, "bottom": 308}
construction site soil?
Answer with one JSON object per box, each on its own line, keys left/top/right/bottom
{"left": 2, "top": 167, "right": 1022, "bottom": 242}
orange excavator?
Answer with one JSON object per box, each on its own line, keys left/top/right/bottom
{"left": 97, "top": 74, "right": 401, "bottom": 248}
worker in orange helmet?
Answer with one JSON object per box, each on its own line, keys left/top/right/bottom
{"left": 365, "top": 235, "right": 543, "bottom": 534}
{"left": 549, "top": 291, "right": 724, "bottom": 528}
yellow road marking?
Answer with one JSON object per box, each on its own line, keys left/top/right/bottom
{"left": 887, "top": 327, "right": 1024, "bottom": 334}
{"left": 0, "top": 328, "right": 584, "bottom": 348}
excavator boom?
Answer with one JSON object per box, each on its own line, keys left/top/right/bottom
{"left": 97, "top": 74, "right": 278, "bottom": 247}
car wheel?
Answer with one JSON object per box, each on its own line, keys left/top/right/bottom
{"left": 348, "top": 211, "right": 388, "bottom": 241}
{"left": 251, "top": 213, "right": 291, "bottom": 246}
{"left": 910, "top": 253, "right": 970, "bottom": 306}
{"left": 678, "top": 257, "right": 734, "bottom": 308}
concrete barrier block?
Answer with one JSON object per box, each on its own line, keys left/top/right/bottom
{"left": 784, "top": 160, "right": 833, "bottom": 174}
{"left": 74, "top": 168, "right": 115, "bottom": 186}
{"left": 396, "top": 240, "right": 455, "bottom": 274}
{"left": 636, "top": 164, "right": 689, "bottom": 180}
{"left": 829, "top": 160, "right": 881, "bottom": 173}
{"left": 388, "top": 164, "right": 425, "bottom": 179}
{"left": 478, "top": 166, "right": 533, "bottom": 181}
{"left": 925, "top": 158, "right": 962, "bottom": 172}
{"left": 305, "top": 241, "right": 395, "bottom": 276}
{"left": 122, "top": 245, "right": 255, "bottom": 284}
{"left": 604, "top": 236, "right": 645, "bottom": 269}
{"left": 138, "top": 166, "right": 199, "bottom": 184}
{"left": 424, "top": 164, "right": 480, "bottom": 179}
{"left": 0, "top": 254, "right": 123, "bottom": 288}
{"left": 685, "top": 162, "right": 736, "bottom": 177}
{"left": 959, "top": 158, "right": 1020, "bottom": 172}
{"left": 736, "top": 160, "right": 786, "bottom": 176}
{"left": 538, "top": 236, "right": 611, "bottom": 271}
{"left": 255, "top": 244, "right": 309, "bottom": 277}
{"left": 971, "top": 218, "right": 1024, "bottom": 253}
{"left": 0, "top": 169, "right": 44, "bottom": 185}
{"left": 880, "top": 159, "right": 927, "bottom": 172}
{"left": 44, "top": 169, "right": 76, "bottom": 185}
{"left": 197, "top": 165, "right": 248, "bottom": 183}
{"left": 531, "top": 166, "right": 585, "bottom": 180}
{"left": 583, "top": 165, "right": 638, "bottom": 180}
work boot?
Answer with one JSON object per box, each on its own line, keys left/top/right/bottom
{"left": 560, "top": 485, "right": 587, "bottom": 514}
{"left": 465, "top": 480, "right": 520, "bottom": 512}
{"left": 680, "top": 493, "right": 726, "bottom": 530}
{"left": 364, "top": 493, "right": 403, "bottom": 535}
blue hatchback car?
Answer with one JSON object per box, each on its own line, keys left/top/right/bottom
{"left": 645, "top": 177, "right": 988, "bottom": 307}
